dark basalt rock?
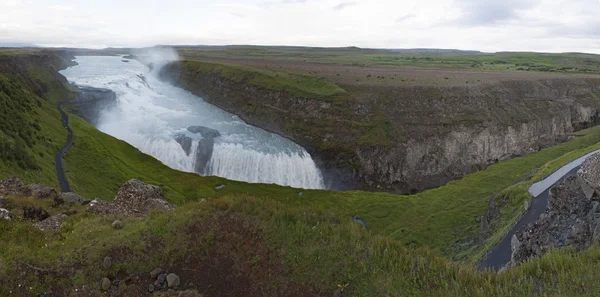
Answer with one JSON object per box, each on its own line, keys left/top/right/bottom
{"left": 174, "top": 133, "right": 193, "bottom": 156}
{"left": 71, "top": 86, "right": 117, "bottom": 126}
{"left": 187, "top": 126, "right": 221, "bottom": 139}
{"left": 194, "top": 138, "right": 214, "bottom": 175}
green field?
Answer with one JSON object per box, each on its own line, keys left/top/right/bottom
{"left": 4, "top": 49, "right": 600, "bottom": 295}
{"left": 178, "top": 46, "right": 600, "bottom": 73}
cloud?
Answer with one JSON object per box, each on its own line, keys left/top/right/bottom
{"left": 333, "top": 1, "right": 356, "bottom": 11}
{"left": 1, "top": 0, "right": 600, "bottom": 53}
{"left": 452, "top": 0, "right": 534, "bottom": 26}
{"left": 396, "top": 13, "right": 416, "bottom": 23}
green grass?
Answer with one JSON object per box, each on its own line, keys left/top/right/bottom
{"left": 5, "top": 195, "right": 600, "bottom": 296}
{"left": 5, "top": 49, "right": 600, "bottom": 295}
{"left": 177, "top": 60, "right": 347, "bottom": 99}
{"left": 4, "top": 51, "right": 600, "bottom": 264}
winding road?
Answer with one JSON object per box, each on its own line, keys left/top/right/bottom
{"left": 479, "top": 149, "right": 600, "bottom": 270}
{"left": 54, "top": 102, "right": 73, "bottom": 193}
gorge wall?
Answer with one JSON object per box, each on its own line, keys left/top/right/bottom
{"left": 160, "top": 61, "right": 600, "bottom": 193}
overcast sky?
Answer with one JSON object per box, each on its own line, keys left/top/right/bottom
{"left": 2, "top": 0, "right": 600, "bottom": 53}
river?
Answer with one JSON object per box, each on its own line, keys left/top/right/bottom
{"left": 60, "top": 55, "right": 325, "bottom": 190}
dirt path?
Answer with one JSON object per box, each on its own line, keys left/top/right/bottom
{"left": 54, "top": 102, "right": 72, "bottom": 193}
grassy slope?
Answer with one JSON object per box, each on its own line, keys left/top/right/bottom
{"left": 5, "top": 195, "right": 600, "bottom": 296}
{"left": 4, "top": 51, "right": 600, "bottom": 262}
{"left": 5, "top": 50, "right": 600, "bottom": 295}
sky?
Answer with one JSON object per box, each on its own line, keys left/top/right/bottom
{"left": 1, "top": 0, "right": 600, "bottom": 53}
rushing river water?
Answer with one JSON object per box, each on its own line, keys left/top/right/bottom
{"left": 60, "top": 55, "right": 325, "bottom": 189}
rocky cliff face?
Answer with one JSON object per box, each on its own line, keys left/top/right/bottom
{"left": 160, "top": 61, "right": 600, "bottom": 193}
{"left": 509, "top": 154, "right": 600, "bottom": 266}
{"left": 70, "top": 86, "right": 118, "bottom": 126}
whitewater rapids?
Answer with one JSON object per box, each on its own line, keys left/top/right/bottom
{"left": 60, "top": 56, "right": 325, "bottom": 189}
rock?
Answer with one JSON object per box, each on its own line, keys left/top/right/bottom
{"left": 58, "top": 192, "right": 84, "bottom": 204}
{"left": 150, "top": 267, "right": 163, "bottom": 279}
{"left": 0, "top": 208, "right": 10, "bottom": 220}
{"left": 511, "top": 176, "right": 598, "bottom": 265}
{"left": 166, "top": 273, "right": 180, "bottom": 289}
{"left": 187, "top": 126, "right": 221, "bottom": 139}
{"left": 23, "top": 206, "right": 50, "bottom": 222}
{"left": 174, "top": 134, "right": 193, "bottom": 156}
{"left": 101, "top": 278, "right": 111, "bottom": 291}
{"left": 88, "top": 179, "right": 174, "bottom": 217}
{"left": 0, "top": 196, "right": 4, "bottom": 207}
{"left": 112, "top": 220, "right": 123, "bottom": 229}
{"left": 124, "top": 274, "right": 140, "bottom": 286}
{"left": 23, "top": 184, "right": 57, "bottom": 199}
{"left": 103, "top": 256, "right": 112, "bottom": 269}
{"left": 115, "top": 179, "right": 174, "bottom": 215}
{"left": 215, "top": 184, "right": 225, "bottom": 190}
{"left": 478, "top": 194, "right": 502, "bottom": 246}
{"left": 148, "top": 284, "right": 155, "bottom": 293}
{"left": 112, "top": 279, "right": 120, "bottom": 287}
{"left": 578, "top": 153, "right": 600, "bottom": 199}
{"left": 194, "top": 138, "right": 214, "bottom": 175}
{"left": 0, "top": 176, "right": 25, "bottom": 195}
{"left": 524, "top": 200, "right": 530, "bottom": 211}
{"left": 157, "top": 273, "right": 166, "bottom": 284}
{"left": 36, "top": 214, "right": 67, "bottom": 231}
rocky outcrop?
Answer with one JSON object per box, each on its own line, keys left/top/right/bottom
{"left": 510, "top": 154, "right": 600, "bottom": 265}
{"left": 0, "top": 208, "right": 10, "bottom": 220}
{"left": 187, "top": 126, "right": 221, "bottom": 138}
{"left": 0, "top": 176, "right": 25, "bottom": 196}
{"left": 186, "top": 125, "right": 220, "bottom": 175}
{"left": 70, "top": 86, "right": 117, "bottom": 126}
{"left": 23, "top": 183, "right": 58, "bottom": 199}
{"left": 174, "top": 134, "right": 193, "bottom": 156}
{"left": 195, "top": 138, "right": 214, "bottom": 175}
{"left": 36, "top": 214, "right": 68, "bottom": 231}
{"left": 88, "top": 179, "right": 174, "bottom": 216}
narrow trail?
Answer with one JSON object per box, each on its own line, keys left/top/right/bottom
{"left": 55, "top": 102, "right": 73, "bottom": 193}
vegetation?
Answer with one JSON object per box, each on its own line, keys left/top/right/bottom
{"left": 4, "top": 49, "right": 600, "bottom": 295}
{"left": 178, "top": 60, "right": 347, "bottom": 99}
{"left": 178, "top": 46, "right": 600, "bottom": 73}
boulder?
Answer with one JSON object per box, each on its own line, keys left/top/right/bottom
{"left": 58, "top": 192, "right": 84, "bottom": 204}
{"left": 36, "top": 214, "right": 67, "bottom": 231}
{"left": 0, "top": 208, "right": 10, "bottom": 220}
{"left": 103, "top": 256, "right": 112, "bottom": 269}
{"left": 88, "top": 180, "right": 174, "bottom": 216}
{"left": 174, "top": 134, "right": 193, "bottom": 156}
{"left": 115, "top": 179, "right": 174, "bottom": 215}
{"left": 23, "top": 206, "right": 50, "bottom": 222}
{"left": 150, "top": 267, "right": 163, "bottom": 279}
{"left": 166, "top": 273, "right": 180, "bottom": 289}
{"left": 24, "top": 184, "right": 58, "bottom": 199}
{"left": 187, "top": 126, "right": 221, "bottom": 139}
{"left": 0, "top": 176, "right": 25, "bottom": 196}
{"left": 111, "top": 220, "right": 123, "bottom": 229}
{"left": 101, "top": 278, "right": 111, "bottom": 291}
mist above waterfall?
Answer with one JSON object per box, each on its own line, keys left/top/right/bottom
{"left": 60, "top": 54, "right": 325, "bottom": 190}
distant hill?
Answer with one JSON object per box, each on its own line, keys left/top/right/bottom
{"left": 0, "top": 42, "right": 38, "bottom": 48}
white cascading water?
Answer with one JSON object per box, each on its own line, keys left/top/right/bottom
{"left": 59, "top": 52, "right": 325, "bottom": 189}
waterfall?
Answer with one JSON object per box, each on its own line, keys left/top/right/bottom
{"left": 60, "top": 55, "right": 326, "bottom": 190}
